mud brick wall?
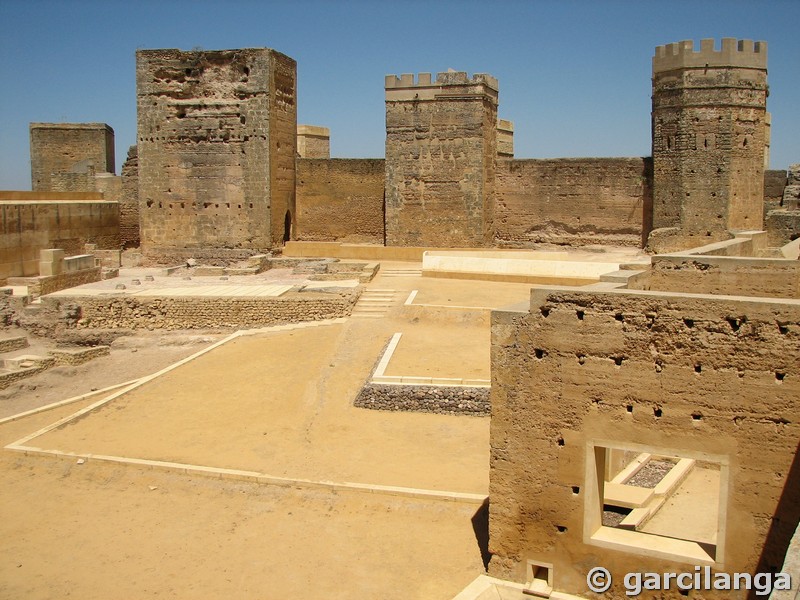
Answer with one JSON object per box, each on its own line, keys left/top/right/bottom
{"left": 0, "top": 202, "right": 119, "bottom": 281}
{"left": 651, "top": 40, "right": 768, "bottom": 250}
{"left": 30, "top": 123, "right": 115, "bottom": 192}
{"left": 47, "top": 289, "right": 359, "bottom": 330}
{"left": 494, "top": 158, "right": 651, "bottom": 248}
{"left": 295, "top": 159, "right": 385, "bottom": 243}
{"left": 136, "top": 48, "right": 296, "bottom": 255}
{"left": 385, "top": 72, "right": 498, "bottom": 247}
{"left": 489, "top": 287, "right": 800, "bottom": 596}
{"left": 629, "top": 256, "right": 800, "bottom": 299}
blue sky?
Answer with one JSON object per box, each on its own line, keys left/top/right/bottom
{"left": 0, "top": 0, "right": 797, "bottom": 190}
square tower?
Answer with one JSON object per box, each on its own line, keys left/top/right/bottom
{"left": 384, "top": 71, "right": 499, "bottom": 247}
{"left": 136, "top": 48, "right": 296, "bottom": 258}
{"left": 30, "top": 123, "right": 115, "bottom": 191}
{"left": 650, "top": 39, "right": 768, "bottom": 251}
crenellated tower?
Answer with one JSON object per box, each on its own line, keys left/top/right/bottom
{"left": 384, "top": 71, "right": 499, "bottom": 247}
{"left": 649, "top": 38, "right": 768, "bottom": 251}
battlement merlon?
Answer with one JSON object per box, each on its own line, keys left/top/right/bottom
{"left": 385, "top": 71, "right": 499, "bottom": 103}
{"left": 653, "top": 38, "right": 767, "bottom": 73}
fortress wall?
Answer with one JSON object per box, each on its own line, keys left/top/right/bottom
{"left": 0, "top": 201, "right": 119, "bottom": 280}
{"left": 629, "top": 255, "right": 800, "bottom": 299}
{"left": 489, "top": 286, "right": 800, "bottom": 595}
{"left": 494, "top": 158, "right": 651, "bottom": 248}
{"left": 295, "top": 159, "right": 384, "bottom": 243}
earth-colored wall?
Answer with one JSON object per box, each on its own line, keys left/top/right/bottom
{"left": 489, "top": 287, "right": 800, "bottom": 597}
{"left": 136, "top": 48, "right": 296, "bottom": 259}
{"left": 295, "top": 159, "right": 384, "bottom": 243}
{"left": 494, "top": 158, "right": 651, "bottom": 248}
{"left": 119, "top": 145, "right": 140, "bottom": 248}
{"left": 629, "top": 255, "right": 800, "bottom": 299}
{"left": 385, "top": 72, "right": 498, "bottom": 247}
{"left": 30, "top": 123, "right": 115, "bottom": 192}
{"left": 0, "top": 200, "right": 119, "bottom": 281}
{"left": 651, "top": 39, "right": 768, "bottom": 250}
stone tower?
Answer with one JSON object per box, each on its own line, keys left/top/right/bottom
{"left": 136, "top": 48, "right": 296, "bottom": 261}
{"left": 649, "top": 38, "right": 768, "bottom": 251}
{"left": 384, "top": 71, "right": 498, "bottom": 247}
{"left": 30, "top": 123, "right": 115, "bottom": 192}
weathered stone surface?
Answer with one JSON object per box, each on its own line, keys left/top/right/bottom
{"left": 385, "top": 71, "right": 498, "bottom": 247}
{"left": 296, "top": 125, "right": 330, "bottom": 159}
{"left": 120, "top": 145, "right": 140, "bottom": 248}
{"left": 354, "top": 383, "right": 489, "bottom": 416}
{"left": 650, "top": 39, "right": 768, "bottom": 250}
{"left": 489, "top": 287, "right": 799, "bottom": 595}
{"left": 495, "top": 158, "right": 651, "bottom": 248}
{"left": 296, "top": 158, "right": 385, "bottom": 243}
{"left": 30, "top": 123, "right": 115, "bottom": 192}
{"left": 136, "top": 48, "right": 297, "bottom": 256}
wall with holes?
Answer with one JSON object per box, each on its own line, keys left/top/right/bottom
{"left": 136, "top": 48, "right": 296, "bottom": 259}
{"left": 489, "top": 286, "right": 800, "bottom": 595}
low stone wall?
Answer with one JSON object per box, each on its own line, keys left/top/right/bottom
{"left": 8, "top": 267, "right": 102, "bottom": 298}
{"left": 355, "top": 383, "right": 489, "bottom": 416}
{"left": 50, "top": 345, "right": 110, "bottom": 366}
{"left": 0, "top": 335, "right": 28, "bottom": 353}
{"left": 766, "top": 209, "right": 800, "bottom": 248}
{"left": 44, "top": 289, "right": 360, "bottom": 330}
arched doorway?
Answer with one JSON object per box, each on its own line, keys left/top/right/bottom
{"left": 283, "top": 210, "right": 292, "bottom": 244}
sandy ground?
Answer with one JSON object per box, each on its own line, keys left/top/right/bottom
{"left": 0, "top": 403, "right": 485, "bottom": 600}
{"left": 0, "top": 262, "right": 599, "bottom": 598}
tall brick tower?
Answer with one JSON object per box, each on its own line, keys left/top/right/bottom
{"left": 384, "top": 71, "right": 498, "bottom": 247}
{"left": 136, "top": 48, "right": 296, "bottom": 261}
{"left": 649, "top": 38, "right": 768, "bottom": 251}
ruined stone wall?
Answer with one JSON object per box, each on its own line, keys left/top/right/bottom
{"left": 44, "top": 289, "right": 358, "bottom": 330}
{"left": 490, "top": 287, "right": 799, "bottom": 596}
{"left": 295, "top": 158, "right": 384, "bottom": 243}
{"left": 120, "top": 145, "right": 140, "bottom": 248}
{"left": 494, "top": 158, "right": 651, "bottom": 247}
{"left": 355, "top": 383, "right": 489, "bottom": 416}
{"left": 651, "top": 39, "right": 768, "bottom": 251}
{"left": 136, "top": 48, "right": 296, "bottom": 258}
{"left": 0, "top": 201, "right": 119, "bottom": 281}
{"left": 765, "top": 169, "right": 789, "bottom": 215}
{"left": 629, "top": 255, "right": 800, "bottom": 299}
{"left": 30, "top": 123, "right": 115, "bottom": 192}
{"left": 385, "top": 72, "right": 498, "bottom": 247}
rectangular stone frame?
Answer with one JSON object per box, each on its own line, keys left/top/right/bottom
{"left": 583, "top": 438, "right": 729, "bottom": 566}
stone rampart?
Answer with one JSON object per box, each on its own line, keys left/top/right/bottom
{"left": 495, "top": 158, "right": 651, "bottom": 247}
{"left": 296, "top": 158, "right": 385, "bottom": 243}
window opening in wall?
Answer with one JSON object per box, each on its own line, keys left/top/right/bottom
{"left": 525, "top": 560, "right": 553, "bottom": 598}
{"left": 584, "top": 442, "right": 727, "bottom": 565}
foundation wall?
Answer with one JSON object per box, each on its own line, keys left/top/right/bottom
{"left": 494, "top": 158, "right": 651, "bottom": 247}
{"left": 45, "top": 289, "right": 359, "bottom": 330}
{"left": 489, "top": 287, "right": 800, "bottom": 597}
{"left": 295, "top": 158, "right": 384, "bottom": 243}
{"left": 0, "top": 201, "right": 119, "bottom": 281}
